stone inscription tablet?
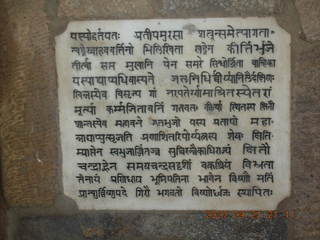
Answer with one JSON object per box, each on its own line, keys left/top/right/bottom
{"left": 56, "top": 18, "right": 290, "bottom": 210}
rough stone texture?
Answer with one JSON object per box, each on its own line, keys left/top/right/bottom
{"left": 16, "top": 213, "right": 287, "bottom": 240}
{"left": 58, "top": 0, "right": 155, "bottom": 19}
{"left": 283, "top": 44, "right": 320, "bottom": 240}
{"left": 0, "top": 4, "right": 8, "bottom": 240}
{"left": 0, "top": 0, "right": 58, "bottom": 207}
{"left": 295, "top": 0, "right": 320, "bottom": 41}
{"left": 159, "top": 0, "right": 281, "bottom": 16}
{"left": 57, "top": 0, "right": 281, "bottom": 18}
{"left": 0, "top": 193, "right": 7, "bottom": 240}
{"left": 1, "top": 0, "right": 320, "bottom": 239}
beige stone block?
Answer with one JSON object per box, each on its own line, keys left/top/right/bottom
{"left": 285, "top": 45, "right": 320, "bottom": 240}
{"left": 0, "top": 0, "right": 58, "bottom": 207}
{"left": 295, "top": 0, "right": 320, "bottom": 41}
{"left": 58, "top": 0, "right": 155, "bottom": 19}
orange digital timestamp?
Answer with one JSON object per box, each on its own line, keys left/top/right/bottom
{"left": 203, "top": 210, "right": 298, "bottom": 219}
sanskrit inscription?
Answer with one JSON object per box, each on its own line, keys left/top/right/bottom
{"left": 56, "top": 18, "right": 290, "bottom": 210}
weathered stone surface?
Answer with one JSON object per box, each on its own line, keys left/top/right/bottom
{"left": 0, "top": 3, "right": 9, "bottom": 239}
{"left": 57, "top": 0, "right": 281, "bottom": 18}
{"left": 0, "top": 194, "right": 7, "bottom": 240}
{"left": 0, "top": 0, "right": 58, "bottom": 207}
{"left": 283, "top": 45, "right": 320, "bottom": 240}
{"left": 293, "top": 45, "right": 320, "bottom": 112}
{"left": 159, "top": 0, "right": 280, "bottom": 16}
{"left": 58, "top": 0, "right": 154, "bottom": 18}
{"left": 17, "top": 213, "right": 287, "bottom": 240}
{"left": 295, "top": 0, "right": 320, "bottom": 41}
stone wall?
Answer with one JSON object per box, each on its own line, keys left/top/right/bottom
{"left": 0, "top": 0, "right": 319, "bottom": 239}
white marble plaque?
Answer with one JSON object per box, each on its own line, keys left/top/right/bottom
{"left": 56, "top": 18, "right": 290, "bottom": 210}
